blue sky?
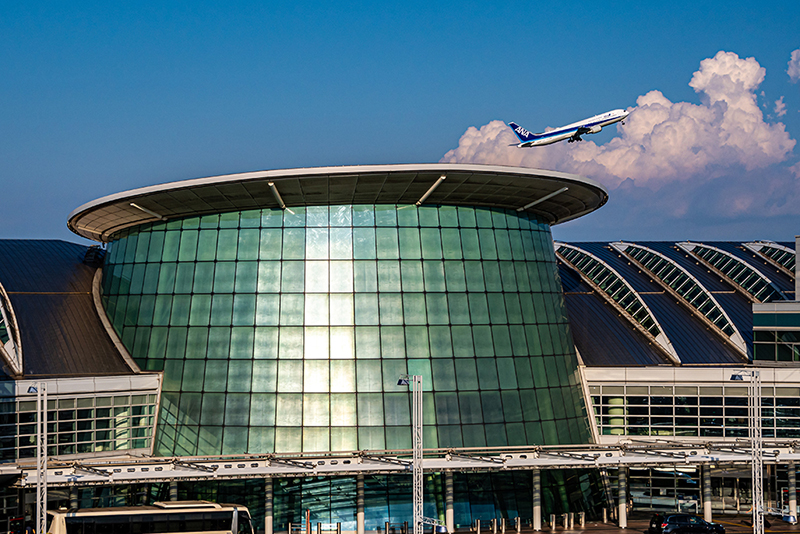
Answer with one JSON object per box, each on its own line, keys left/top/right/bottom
{"left": 2, "top": 1, "right": 799, "bottom": 243}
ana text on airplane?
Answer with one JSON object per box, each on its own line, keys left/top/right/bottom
{"left": 508, "top": 109, "right": 629, "bottom": 148}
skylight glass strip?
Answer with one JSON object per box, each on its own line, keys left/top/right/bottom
{"left": 556, "top": 243, "right": 680, "bottom": 363}
{"left": 679, "top": 242, "right": 787, "bottom": 303}
{"left": 744, "top": 241, "right": 795, "bottom": 278}
{"left": 0, "top": 283, "right": 23, "bottom": 376}
{"left": 612, "top": 241, "right": 747, "bottom": 357}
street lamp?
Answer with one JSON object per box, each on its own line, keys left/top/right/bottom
{"left": 27, "top": 383, "right": 47, "bottom": 534}
{"left": 731, "top": 370, "right": 762, "bottom": 534}
{"left": 397, "top": 374, "right": 427, "bottom": 534}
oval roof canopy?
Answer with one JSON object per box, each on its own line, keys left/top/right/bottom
{"left": 68, "top": 164, "right": 608, "bottom": 242}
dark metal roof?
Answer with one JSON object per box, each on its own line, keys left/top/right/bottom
{"left": 563, "top": 241, "right": 750, "bottom": 366}
{"left": 558, "top": 264, "right": 671, "bottom": 366}
{"left": 708, "top": 241, "right": 795, "bottom": 295}
{"left": 0, "top": 240, "right": 134, "bottom": 377}
{"left": 68, "top": 164, "right": 608, "bottom": 242}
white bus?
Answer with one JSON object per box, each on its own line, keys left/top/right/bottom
{"left": 45, "top": 501, "right": 254, "bottom": 534}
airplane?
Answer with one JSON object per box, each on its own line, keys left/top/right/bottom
{"left": 508, "top": 109, "right": 630, "bottom": 147}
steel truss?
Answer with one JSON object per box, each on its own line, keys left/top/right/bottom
{"left": 9, "top": 441, "right": 800, "bottom": 488}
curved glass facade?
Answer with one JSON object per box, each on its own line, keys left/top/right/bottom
{"left": 101, "top": 204, "right": 590, "bottom": 456}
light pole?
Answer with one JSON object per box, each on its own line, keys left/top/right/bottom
{"left": 27, "top": 383, "right": 47, "bottom": 534}
{"left": 398, "top": 375, "right": 424, "bottom": 534}
{"left": 731, "top": 370, "right": 762, "bottom": 534}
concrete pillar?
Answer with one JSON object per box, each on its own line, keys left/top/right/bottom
{"left": 789, "top": 461, "right": 797, "bottom": 521}
{"left": 69, "top": 486, "right": 78, "bottom": 510}
{"left": 357, "top": 475, "right": 365, "bottom": 534}
{"left": 532, "top": 469, "right": 542, "bottom": 531}
{"left": 445, "top": 472, "right": 454, "bottom": 534}
{"left": 702, "top": 465, "right": 712, "bottom": 522}
{"left": 169, "top": 480, "right": 178, "bottom": 501}
{"left": 617, "top": 468, "right": 627, "bottom": 529}
{"left": 265, "top": 477, "right": 273, "bottom": 534}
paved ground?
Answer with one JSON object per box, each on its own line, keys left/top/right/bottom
{"left": 515, "top": 514, "right": 800, "bottom": 534}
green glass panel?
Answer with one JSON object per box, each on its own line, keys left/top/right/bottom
{"left": 420, "top": 228, "right": 442, "bottom": 259}
{"left": 331, "top": 360, "right": 355, "bottom": 392}
{"left": 259, "top": 229, "right": 282, "bottom": 259}
{"left": 203, "top": 360, "right": 228, "bottom": 392}
{"left": 476, "top": 358, "right": 499, "bottom": 389}
{"left": 468, "top": 294, "right": 489, "bottom": 324}
{"left": 330, "top": 427, "right": 357, "bottom": 450}
{"left": 330, "top": 261, "right": 354, "bottom": 292}
{"left": 379, "top": 294, "right": 403, "bottom": 325}
{"left": 303, "top": 394, "right": 330, "bottom": 426}
{"left": 435, "top": 393, "right": 460, "bottom": 425}
{"left": 303, "top": 428, "right": 330, "bottom": 452}
{"left": 402, "top": 294, "right": 426, "bottom": 325}
{"left": 400, "top": 261, "right": 424, "bottom": 291}
{"left": 234, "top": 262, "right": 258, "bottom": 293}
{"left": 307, "top": 205, "right": 329, "bottom": 227}
{"left": 357, "top": 394, "right": 384, "bottom": 425}
{"left": 356, "top": 327, "right": 380, "bottom": 358}
{"left": 197, "top": 230, "right": 218, "bottom": 261}
{"left": 520, "top": 389, "right": 539, "bottom": 420}
{"left": 454, "top": 358, "right": 478, "bottom": 389}
{"left": 227, "top": 360, "right": 253, "bottom": 393}
{"left": 405, "top": 325, "right": 429, "bottom": 358}
{"left": 278, "top": 361, "right": 303, "bottom": 392}
{"left": 355, "top": 294, "right": 379, "bottom": 325}
{"left": 501, "top": 391, "right": 523, "bottom": 422}
{"left": 526, "top": 325, "right": 543, "bottom": 356}
{"left": 422, "top": 261, "right": 446, "bottom": 291}
{"left": 210, "top": 294, "right": 233, "bottom": 326}
{"left": 156, "top": 264, "right": 177, "bottom": 295}
{"left": 257, "top": 261, "right": 281, "bottom": 292}
{"left": 205, "top": 327, "right": 231, "bottom": 360}
{"left": 306, "top": 228, "right": 329, "bottom": 259}
{"left": 330, "top": 294, "right": 354, "bottom": 326}
{"left": 429, "top": 326, "right": 453, "bottom": 358}
{"left": 304, "top": 360, "right": 330, "bottom": 392}
{"left": 376, "top": 228, "right": 399, "bottom": 259}
{"left": 142, "top": 264, "right": 160, "bottom": 294}
{"left": 254, "top": 327, "right": 279, "bottom": 359}
{"left": 189, "top": 263, "right": 212, "bottom": 294}
{"left": 357, "top": 360, "right": 383, "bottom": 392}
{"left": 462, "top": 424, "right": 486, "bottom": 447}
{"left": 165, "top": 327, "right": 187, "bottom": 359}
{"left": 481, "top": 392, "right": 504, "bottom": 423}
{"left": 256, "top": 294, "right": 280, "bottom": 325}
{"left": 406, "top": 359, "right": 433, "bottom": 391}
{"left": 248, "top": 426, "right": 274, "bottom": 453}
{"left": 330, "top": 327, "right": 355, "bottom": 359}
{"left": 352, "top": 205, "right": 375, "bottom": 226}
{"left": 219, "top": 212, "right": 239, "bottom": 229}
{"left": 447, "top": 294, "right": 470, "bottom": 325}
{"left": 252, "top": 360, "right": 278, "bottom": 392}
{"left": 487, "top": 293, "right": 507, "bottom": 323}
{"left": 464, "top": 262, "right": 484, "bottom": 291}
{"left": 306, "top": 261, "right": 329, "bottom": 292}
{"left": 440, "top": 229, "right": 463, "bottom": 260}
{"left": 354, "top": 261, "right": 378, "bottom": 292}
{"left": 330, "top": 394, "right": 357, "bottom": 425}
{"left": 380, "top": 327, "right": 405, "bottom": 359}
{"left": 260, "top": 209, "right": 282, "bottom": 227}
{"left": 274, "top": 427, "right": 302, "bottom": 453}
{"left": 230, "top": 327, "right": 254, "bottom": 359}
{"left": 188, "top": 295, "right": 211, "bottom": 326}
{"left": 147, "top": 232, "right": 165, "bottom": 262}
{"left": 275, "top": 394, "right": 303, "bottom": 425}
{"left": 492, "top": 326, "right": 513, "bottom": 357}
{"left": 330, "top": 205, "right": 352, "bottom": 226}
{"left": 515, "top": 263, "right": 532, "bottom": 292}
{"left": 495, "top": 230, "right": 512, "bottom": 260}
{"left": 278, "top": 327, "right": 303, "bottom": 359}
{"left": 282, "top": 228, "right": 305, "bottom": 260}
{"left": 137, "top": 295, "right": 155, "bottom": 325}
{"left": 536, "top": 389, "right": 555, "bottom": 420}
{"left": 177, "top": 230, "right": 198, "bottom": 262}
{"left": 451, "top": 326, "right": 474, "bottom": 357}
{"left": 280, "top": 293, "right": 305, "bottom": 325}
{"left": 457, "top": 207, "right": 477, "bottom": 227}
{"left": 483, "top": 262, "right": 502, "bottom": 291}
{"left": 353, "top": 228, "right": 376, "bottom": 259}
{"left": 499, "top": 262, "right": 518, "bottom": 291}
{"left": 162, "top": 231, "right": 180, "bottom": 262}
{"left": 216, "top": 229, "right": 238, "bottom": 260}
{"left": 459, "top": 391, "right": 483, "bottom": 424}
{"left": 182, "top": 360, "right": 205, "bottom": 392}
{"left": 509, "top": 325, "right": 528, "bottom": 356}
{"left": 431, "top": 360, "right": 456, "bottom": 391}
{"left": 378, "top": 261, "right": 401, "bottom": 292}
{"left": 305, "top": 294, "right": 329, "bottom": 325}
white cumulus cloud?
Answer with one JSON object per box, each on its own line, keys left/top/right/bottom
{"left": 789, "top": 49, "right": 800, "bottom": 83}
{"left": 774, "top": 96, "right": 787, "bottom": 117}
{"left": 442, "top": 51, "right": 796, "bottom": 191}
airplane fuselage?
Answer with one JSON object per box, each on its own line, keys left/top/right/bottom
{"left": 509, "top": 109, "right": 629, "bottom": 148}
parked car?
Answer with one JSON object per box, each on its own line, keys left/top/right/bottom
{"left": 648, "top": 514, "right": 725, "bottom": 534}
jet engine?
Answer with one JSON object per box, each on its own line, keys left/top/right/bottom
{"left": 588, "top": 125, "right": 602, "bottom": 134}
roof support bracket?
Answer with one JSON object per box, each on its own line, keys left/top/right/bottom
{"left": 130, "top": 203, "right": 167, "bottom": 221}
{"left": 268, "top": 182, "right": 286, "bottom": 210}
{"left": 416, "top": 175, "right": 446, "bottom": 206}
{"left": 517, "top": 187, "right": 569, "bottom": 212}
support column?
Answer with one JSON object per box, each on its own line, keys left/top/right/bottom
{"left": 445, "top": 472, "right": 454, "bottom": 534}
{"left": 69, "top": 487, "right": 78, "bottom": 510}
{"left": 703, "top": 465, "right": 712, "bottom": 523}
{"left": 357, "top": 475, "right": 365, "bottom": 534}
{"left": 169, "top": 480, "right": 178, "bottom": 501}
{"left": 617, "top": 468, "right": 627, "bottom": 529}
{"left": 532, "top": 469, "right": 542, "bottom": 532}
{"left": 789, "top": 461, "right": 797, "bottom": 522}
{"left": 265, "top": 477, "right": 274, "bottom": 534}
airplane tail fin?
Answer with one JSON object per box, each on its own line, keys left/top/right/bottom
{"left": 508, "top": 122, "right": 538, "bottom": 143}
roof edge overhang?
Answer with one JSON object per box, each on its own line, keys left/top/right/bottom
{"left": 67, "top": 163, "right": 608, "bottom": 242}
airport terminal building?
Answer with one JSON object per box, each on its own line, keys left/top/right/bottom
{"left": 1, "top": 164, "right": 799, "bottom": 532}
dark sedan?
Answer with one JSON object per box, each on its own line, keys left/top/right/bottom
{"left": 649, "top": 514, "right": 725, "bottom": 534}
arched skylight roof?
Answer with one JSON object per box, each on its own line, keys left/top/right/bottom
{"left": 743, "top": 241, "right": 795, "bottom": 279}
{"left": 678, "top": 242, "right": 787, "bottom": 303}
{"left": 0, "top": 283, "right": 22, "bottom": 376}
{"left": 555, "top": 243, "right": 680, "bottom": 364}
{"left": 611, "top": 242, "right": 747, "bottom": 356}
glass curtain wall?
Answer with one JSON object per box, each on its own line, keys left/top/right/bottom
{"left": 101, "top": 204, "right": 590, "bottom": 456}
